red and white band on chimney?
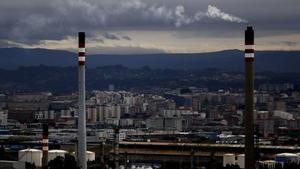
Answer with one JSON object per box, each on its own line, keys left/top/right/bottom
{"left": 42, "top": 124, "right": 49, "bottom": 152}
{"left": 78, "top": 32, "right": 86, "bottom": 66}
{"left": 245, "top": 26, "right": 254, "bottom": 61}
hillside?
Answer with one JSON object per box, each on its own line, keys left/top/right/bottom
{"left": 0, "top": 48, "right": 299, "bottom": 72}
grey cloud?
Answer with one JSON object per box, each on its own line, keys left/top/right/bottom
{"left": 102, "top": 33, "right": 132, "bottom": 41}
{"left": 97, "top": 39, "right": 104, "bottom": 43}
{"left": 172, "top": 5, "right": 247, "bottom": 27}
{"left": 86, "top": 45, "right": 165, "bottom": 55}
{"left": 103, "top": 33, "right": 120, "bottom": 40}
{"left": 122, "top": 36, "right": 132, "bottom": 41}
{"left": 0, "top": 0, "right": 249, "bottom": 43}
{"left": 0, "top": 0, "right": 299, "bottom": 44}
{"left": 0, "top": 40, "right": 22, "bottom": 48}
{"left": 144, "top": 4, "right": 247, "bottom": 27}
{"left": 90, "top": 37, "right": 104, "bottom": 44}
{"left": 282, "top": 41, "right": 298, "bottom": 47}
{"left": 89, "top": 35, "right": 105, "bottom": 43}
{"left": 272, "top": 41, "right": 299, "bottom": 47}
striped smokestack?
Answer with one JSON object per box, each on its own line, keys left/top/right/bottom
{"left": 244, "top": 26, "right": 255, "bottom": 169}
{"left": 79, "top": 32, "right": 86, "bottom": 66}
{"left": 78, "top": 32, "right": 87, "bottom": 169}
{"left": 42, "top": 123, "right": 48, "bottom": 169}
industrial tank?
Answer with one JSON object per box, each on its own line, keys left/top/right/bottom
{"left": 72, "top": 151, "right": 95, "bottom": 162}
{"left": 223, "top": 153, "right": 235, "bottom": 167}
{"left": 259, "top": 160, "right": 276, "bottom": 168}
{"left": 236, "top": 154, "right": 245, "bottom": 169}
{"left": 48, "top": 150, "right": 68, "bottom": 162}
{"left": 297, "top": 153, "right": 300, "bottom": 160}
{"left": 86, "top": 151, "right": 95, "bottom": 161}
{"left": 275, "top": 153, "right": 298, "bottom": 163}
{"left": 18, "top": 149, "right": 42, "bottom": 167}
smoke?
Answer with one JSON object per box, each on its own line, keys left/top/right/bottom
{"left": 142, "top": 4, "right": 247, "bottom": 27}
{"left": 206, "top": 5, "right": 248, "bottom": 23}
{"left": 51, "top": 0, "right": 249, "bottom": 28}
{"left": 0, "top": 0, "right": 248, "bottom": 43}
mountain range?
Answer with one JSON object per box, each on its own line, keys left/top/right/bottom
{"left": 0, "top": 48, "right": 300, "bottom": 72}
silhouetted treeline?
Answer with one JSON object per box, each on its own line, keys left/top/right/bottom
{"left": 47, "top": 154, "right": 79, "bottom": 169}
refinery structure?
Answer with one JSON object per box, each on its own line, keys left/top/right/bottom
{"left": 2, "top": 26, "right": 300, "bottom": 169}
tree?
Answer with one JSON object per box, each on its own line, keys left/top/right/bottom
{"left": 48, "top": 156, "right": 64, "bottom": 169}
{"left": 48, "top": 154, "right": 79, "bottom": 169}
{"left": 64, "top": 154, "right": 79, "bottom": 169}
{"left": 25, "top": 162, "right": 36, "bottom": 169}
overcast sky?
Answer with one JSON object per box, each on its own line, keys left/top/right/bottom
{"left": 0, "top": 0, "right": 300, "bottom": 54}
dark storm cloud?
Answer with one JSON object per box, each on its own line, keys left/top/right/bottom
{"left": 103, "top": 33, "right": 121, "bottom": 40}
{"left": 122, "top": 36, "right": 132, "bottom": 41}
{"left": 0, "top": 0, "right": 299, "bottom": 43}
{"left": 89, "top": 37, "right": 104, "bottom": 44}
{"left": 102, "top": 33, "right": 132, "bottom": 41}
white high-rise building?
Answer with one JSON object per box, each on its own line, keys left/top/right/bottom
{"left": 0, "top": 110, "right": 8, "bottom": 126}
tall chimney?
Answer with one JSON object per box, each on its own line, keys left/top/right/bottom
{"left": 78, "top": 32, "right": 87, "bottom": 169}
{"left": 42, "top": 123, "right": 49, "bottom": 169}
{"left": 244, "top": 26, "right": 255, "bottom": 169}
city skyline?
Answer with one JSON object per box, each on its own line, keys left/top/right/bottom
{"left": 1, "top": 1, "right": 300, "bottom": 169}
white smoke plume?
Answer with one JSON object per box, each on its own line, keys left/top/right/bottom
{"left": 141, "top": 3, "right": 248, "bottom": 27}
{"left": 206, "top": 5, "right": 248, "bottom": 23}
{"left": 55, "top": 0, "right": 247, "bottom": 27}
{"left": 0, "top": 0, "right": 249, "bottom": 43}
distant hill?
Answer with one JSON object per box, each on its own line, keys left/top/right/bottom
{"left": 0, "top": 48, "right": 300, "bottom": 72}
